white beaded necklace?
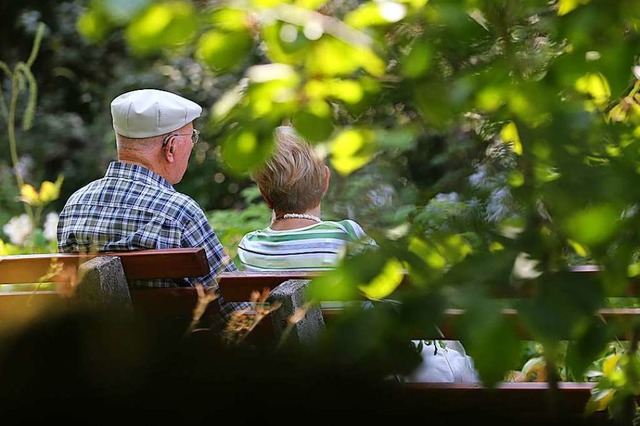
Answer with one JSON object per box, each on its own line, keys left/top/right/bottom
{"left": 280, "top": 213, "right": 322, "bottom": 223}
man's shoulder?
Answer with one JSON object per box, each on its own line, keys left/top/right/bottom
{"left": 169, "top": 189, "right": 198, "bottom": 204}
{"left": 169, "top": 191, "right": 205, "bottom": 215}
{"left": 64, "top": 179, "right": 103, "bottom": 202}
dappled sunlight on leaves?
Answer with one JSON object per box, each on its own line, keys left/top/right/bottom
{"left": 329, "top": 128, "right": 375, "bottom": 175}
{"left": 575, "top": 72, "right": 611, "bottom": 112}
{"left": 221, "top": 128, "right": 277, "bottom": 175}
{"left": 557, "top": 0, "right": 592, "bottom": 16}
{"left": 358, "top": 258, "right": 404, "bottom": 300}
{"left": 563, "top": 204, "right": 620, "bottom": 247}
{"left": 500, "top": 122, "right": 522, "bottom": 155}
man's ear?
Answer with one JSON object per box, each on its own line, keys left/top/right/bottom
{"left": 163, "top": 136, "right": 176, "bottom": 162}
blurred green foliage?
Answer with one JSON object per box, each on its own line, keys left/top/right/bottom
{"left": 208, "top": 186, "right": 271, "bottom": 265}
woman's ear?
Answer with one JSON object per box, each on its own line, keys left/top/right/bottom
{"left": 259, "top": 188, "right": 274, "bottom": 209}
{"left": 323, "top": 165, "right": 331, "bottom": 194}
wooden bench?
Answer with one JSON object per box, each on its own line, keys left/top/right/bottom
{"left": 217, "top": 268, "right": 639, "bottom": 425}
{"left": 1, "top": 253, "right": 636, "bottom": 423}
{"left": 0, "top": 248, "right": 217, "bottom": 338}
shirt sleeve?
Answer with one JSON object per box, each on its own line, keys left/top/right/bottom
{"left": 180, "top": 205, "right": 251, "bottom": 324}
{"left": 339, "top": 219, "right": 378, "bottom": 256}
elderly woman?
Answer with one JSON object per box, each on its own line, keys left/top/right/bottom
{"left": 238, "top": 126, "right": 478, "bottom": 383}
{"left": 237, "top": 125, "right": 377, "bottom": 271}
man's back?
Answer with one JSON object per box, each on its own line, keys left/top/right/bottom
{"left": 58, "top": 161, "right": 237, "bottom": 289}
{"left": 59, "top": 162, "right": 199, "bottom": 252}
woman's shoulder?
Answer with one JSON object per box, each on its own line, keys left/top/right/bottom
{"left": 333, "top": 218, "right": 365, "bottom": 231}
{"left": 324, "top": 219, "right": 372, "bottom": 241}
{"left": 238, "top": 227, "right": 271, "bottom": 242}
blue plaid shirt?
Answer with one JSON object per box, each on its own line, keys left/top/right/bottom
{"left": 57, "top": 161, "right": 249, "bottom": 322}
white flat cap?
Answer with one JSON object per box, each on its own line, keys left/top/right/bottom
{"left": 111, "top": 89, "right": 202, "bottom": 138}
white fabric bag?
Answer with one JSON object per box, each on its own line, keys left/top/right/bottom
{"left": 400, "top": 339, "right": 480, "bottom": 383}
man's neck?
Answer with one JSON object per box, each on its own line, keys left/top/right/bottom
{"left": 117, "top": 155, "right": 168, "bottom": 181}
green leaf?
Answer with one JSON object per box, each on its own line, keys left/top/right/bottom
{"left": 345, "top": 2, "right": 406, "bottom": 28}
{"left": 557, "top": 0, "right": 591, "bottom": 16}
{"left": 564, "top": 204, "right": 620, "bottom": 246}
{"left": 518, "top": 271, "right": 605, "bottom": 341}
{"left": 126, "top": 2, "right": 198, "bottom": 55}
{"left": 400, "top": 41, "right": 433, "bottom": 79}
{"left": 565, "top": 321, "right": 612, "bottom": 380}
{"left": 197, "top": 29, "right": 254, "bottom": 73}
{"left": 100, "top": 0, "right": 149, "bottom": 24}
{"left": 221, "top": 128, "right": 274, "bottom": 176}
{"left": 291, "top": 104, "right": 334, "bottom": 142}
{"left": 307, "top": 249, "right": 392, "bottom": 302}
{"left": 208, "top": 7, "right": 250, "bottom": 32}
{"left": 459, "top": 300, "right": 522, "bottom": 386}
{"left": 307, "top": 269, "right": 362, "bottom": 302}
{"left": 374, "top": 127, "right": 416, "bottom": 150}
{"left": 305, "top": 38, "right": 384, "bottom": 77}
{"left": 358, "top": 258, "right": 405, "bottom": 300}
{"left": 77, "top": 9, "right": 113, "bottom": 42}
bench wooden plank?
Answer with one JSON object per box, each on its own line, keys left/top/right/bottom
{"left": 218, "top": 270, "right": 640, "bottom": 340}
{"left": 396, "top": 381, "right": 610, "bottom": 422}
{"left": 0, "top": 248, "right": 209, "bottom": 284}
{"left": 129, "top": 287, "right": 218, "bottom": 317}
{"left": 0, "top": 254, "right": 636, "bottom": 423}
{"left": 0, "top": 254, "right": 84, "bottom": 284}
{"left": 0, "top": 291, "right": 67, "bottom": 325}
{"left": 217, "top": 270, "right": 319, "bottom": 301}
{"left": 0, "top": 248, "right": 212, "bottom": 329}
{"left": 113, "top": 248, "right": 209, "bottom": 280}
{"left": 217, "top": 268, "right": 640, "bottom": 302}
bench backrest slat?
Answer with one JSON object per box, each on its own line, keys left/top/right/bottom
{"left": 0, "top": 248, "right": 213, "bottom": 328}
{"left": 129, "top": 287, "right": 202, "bottom": 316}
{"left": 111, "top": 248, "right": 209, "bottom": 280}
{"left": 217, "top": 271, "right": 318, "bottom": 301}
{"left": 217, "top": 268, "right": 638, "bottom": 303}
{"left": 0, "top": 248, "right": 209, "bottom": 284}
{"left": 217, "top": 269, "right": 640, "bottom": 341}
{"left": 0, "top": 254, "right": 85, "bottom": 284}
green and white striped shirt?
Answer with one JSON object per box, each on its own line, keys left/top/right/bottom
{"left": 237, "top": 219, "right": 376, "bottom": 271}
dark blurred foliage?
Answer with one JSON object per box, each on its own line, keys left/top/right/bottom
{"left": 0, "top": 306, "right": 410, "bottom": 424}
{"left": 0, "top": 0, "right": 253, "bottom": 220}
{"left": 0, "top": 305, "right": 602, "bottom": 426}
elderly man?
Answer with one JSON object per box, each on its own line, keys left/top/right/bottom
{"left": 57, "top": 88, "right": 247, "bottom": 326}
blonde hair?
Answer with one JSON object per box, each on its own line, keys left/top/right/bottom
{"left": 251, "top": 126, "right": 326, "bottom": 213}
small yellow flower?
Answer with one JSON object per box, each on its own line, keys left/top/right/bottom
{"left": 602, "top": 353, "right": 621, "bottom": 375}
{"left": 39, "top": 180, "right": 60, "bottom": 204}
{"left": 19, "top": 184, "right": 39, "bottom": 205}
{"left": 17, "top": 175, "right": 63, "bottom": 207}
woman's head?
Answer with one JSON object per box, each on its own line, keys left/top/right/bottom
{"left": 252, "top": 126, "right": 329, "bottom": 214}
